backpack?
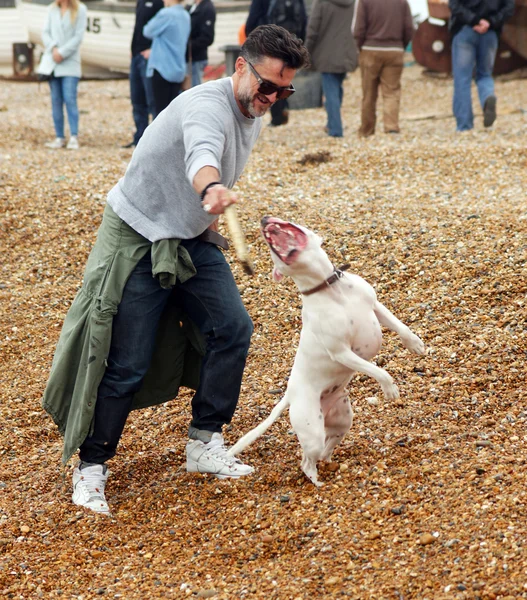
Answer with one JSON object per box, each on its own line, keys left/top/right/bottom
{"left": 266, "top": 0, "right": 306, "bottom": 40}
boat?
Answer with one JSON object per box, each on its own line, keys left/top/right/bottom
{"left": 412, "top": 0, "right": 527, "bottom": 75}
{"left": 16, "top": 0, "right": 251, "bottom": 77}
{"left": 0, "top": 0, "right": 29, "bottom": 75}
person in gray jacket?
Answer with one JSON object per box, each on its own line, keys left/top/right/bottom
{"left": 44, "top": 25, "right": 309, "bottom": 516}
{"left": 305, "top": 0, "right": 357, "bottom": 137}
{"left": 352, "top": 0, "right": 414, "bottom": 136}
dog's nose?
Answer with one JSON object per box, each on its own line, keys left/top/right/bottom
{"left": 261, "top": 216, "right": 270, "bottom": 227}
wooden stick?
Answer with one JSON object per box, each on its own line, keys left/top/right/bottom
{"left": 224, "top": 204, "right": 255, "bottom": 276}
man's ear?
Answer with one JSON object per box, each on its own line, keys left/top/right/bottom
{"left": 234, "top": 56, "right": 247, "bottom": 77}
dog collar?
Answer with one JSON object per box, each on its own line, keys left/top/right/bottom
{"left": 301, "top": 263, "right": 351, "bottom": 296}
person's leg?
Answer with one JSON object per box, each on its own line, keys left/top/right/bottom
{"left": 140, "top": 55, "right": 156, "bottom": 122}
{"left": 61, "top": 76, "right": 80, "bottom": 137}
{"left": 78, "top": 250, "right": 173, "bottom": 465}
{"left": 359, "top": 50, "right": 381, "bottom": 137}
{"left": 129, "top": 54, "right": 149, "bottom": 145}
{"left": 475, "top": 30, "right": 498, "bottom": 126}
{"left": 177, "top": 239, "right": 253, "bottom": 434}
{"left": 48, "top": 77, "right": 65, "bottom": 139}
{"left": 321, "top": 72, "right": 345, "bottom": 137}
{"left": 191, "top": 59, "right": 207, "bottom": 87}
{"left": 151, "top": 70, "right": 176, "bottom": 117}
{"left": 379, "top": 51, "right": 404, "bottom": 133}
{"left": 452, "top": 26, "right": 477, "bottom": 131}
{"left": 270, "top": 98, "right": 288, "bottom": 126}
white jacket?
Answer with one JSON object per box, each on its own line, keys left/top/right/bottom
{"left": 37, "top": 3, "right": 87, "bottom": 78}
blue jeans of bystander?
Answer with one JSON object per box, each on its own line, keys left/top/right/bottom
{"left": 191, "top": 59, "right": 208, "bottom": 87}
{"left": 451, "top": 26, "right": 498, "bottom": 131}
{"left": 130, "top": 53, "right": 156, "bottom": 144}
{"left": 322, "top": 72, "right": 346, "bottom": 137}
{"left": 79, "top": 240, "right": 254, "bottom": 464}
{"left": 48, "top": 76, "right": 80, "bottom": 138}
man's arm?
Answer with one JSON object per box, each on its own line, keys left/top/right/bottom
{"left": 193, "top": 166, "right": 237, "bottom": 217}
{"left": 246, "top": 0, "right": 268, "bottom": 35}
{"left": 351, "top": 0, "right": 366, "bottom": 50}
{"left": 402, "top": 0, "right": 415, "bottom": 49}
{"left": 304, "top": 0, "right": 322, "bottom": 55}
{"left": 488, "top": 0, "right": 515, "bottom": 30}
{"left": 448, "top": 0, "right": 479, "bottom": 27}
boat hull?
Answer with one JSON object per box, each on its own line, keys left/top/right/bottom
{"left": 18, "top": 0, "right": 250, "bottom": 74}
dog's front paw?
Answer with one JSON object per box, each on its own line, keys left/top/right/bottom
{"left": 403, "top": 332, "right": 425, "bottom": 356}
{"left": 382, "top": 383, "right": 400, "bottom": 400}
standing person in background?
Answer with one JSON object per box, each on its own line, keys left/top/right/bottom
{"left": 186, "top": 0, "right": 216, "bottom": 87}
{"left": 37, "top": 0, "right": 87, "bottom": 150}
{"left": 123, "top": 0, "right": 164, "bottom": 148}
{"left": 245, "top": 0, "right": 307, "bottom": 126}
{"left": 448, "top": 0, "right": 514, "bottom": 131}
{"left": 352, "top": 0, "right": 414, "bottom": 137}
{"left": 305, "top": 0, "right": 358, "bottom": 138}
{"left": 144, "top": 0, "right": 191, "bottom": 116}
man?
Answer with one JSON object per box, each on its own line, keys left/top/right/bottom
{"left": 305, "top": 0, "right": 358, "bottom": 138}
{"left": 448, "top": 0, "right": 514, "bottom": 131}
{"left": 352, "top": 0, "right": 414, "bottom": 137}
{"left": 245, "top": 0, "right": 307, "bottom": 126}
{"left": 186, "top": 0, "right": 216, "bottom": 87}
{"left": 42, "top": 25, "right": 310, "bottom": 516}
{"left": 123, "top": 0, "right": 163, "bottom": 148}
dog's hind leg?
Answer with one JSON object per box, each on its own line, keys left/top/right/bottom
{"left": 290, "top": 401, "right": 325, "bottom": 487}
{"left": 320, "top": 395, "right": 353, "bottom": 462}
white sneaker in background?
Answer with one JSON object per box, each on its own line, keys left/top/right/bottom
{"left": 44, "top": 137, "right": 65, "bottom": 149}
{"left": 186, "top": 432, "right": 254, "bottom": 479}
{"left": 72, "top": 463, "right": 111, "bottom": 515}
{"left": 67, "top": 136, "right": 79, "bottom": 150}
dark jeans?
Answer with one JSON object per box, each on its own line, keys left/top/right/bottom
{"left": 270, "top": 98, "right": 289, "bottom": 126}
{"left": 151, "top": 69, "right": 181, "bottom": 118}
{"left": 130, "top": 53, "right": 156, "bottom": 145}
{"left": 79, "top": 240, "right": 254, "bottom": 464}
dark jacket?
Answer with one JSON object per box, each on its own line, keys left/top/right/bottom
{"left": 448, "top": 0, "right": 515, "bottom": 36}
{"left": 187, "top": 0, "right": 216, "bottom": 63}
{"left": 305, "top": 0, "right": 358, "bottom": 73}
{"left": 245, "top": 0, "right": 307, "bottom": 40}
{"left": 352, "top": 0, "right": 414, "bottom": 51}
{"left": 131, "top": 0, "right": 164, "bottom": 56}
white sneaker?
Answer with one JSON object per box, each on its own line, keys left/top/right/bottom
{"left": 72, "top": 463, "right": 111, "bottom": 515}
{"left": 186, "top": 432, "right": 254, "bottom": 479}
{"left": 67, "top": 136, "right": 79, "bottom": 150}
{"left": 44, "top": 137, "right": 65, "bottom": 149}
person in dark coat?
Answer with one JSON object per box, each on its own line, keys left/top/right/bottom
{"left": 448, "top": 0, "right": 515, "bottom": 131}
{"left": 123, "top": 0, "right": 164, "bottom": 148}
{"left": 305, "top": 0, "right": 358, "bottom": 137}
{"left": 245, "top": 0, "right": 307, "bottom": 126}
{"left": 186, "top": 0, "right": 216, "bottom": 86}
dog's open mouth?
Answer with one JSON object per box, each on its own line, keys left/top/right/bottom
{"left": 261, "top": 217, "right": 308, "bottom": 265}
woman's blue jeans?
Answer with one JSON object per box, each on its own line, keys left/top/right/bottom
{"left": 79, "top": 240, "right": 254, "bottom": 464}
{"left": 322, "top": 72, "right": 346, "bottom": 137}
{"left": 451, "top": 26, "right": 498, "bottom": 131}
{"left": 48, "top": 76, "right": 80, "bottom": 138}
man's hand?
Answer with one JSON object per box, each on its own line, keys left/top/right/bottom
{"left": 140, "top": 49, "right": 151, "bottom": 59}
{"left": 52, "top": 47, "right": 64, "bottom": 63}
{"left": 473, "top": 19, "right": 490, "bottom": 34}
{"left": 201, "top": 184, "right": 237, "bottom": 215}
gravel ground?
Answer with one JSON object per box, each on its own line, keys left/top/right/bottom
{"left": 1, "top": 63, "right": 526, "bottom": 600}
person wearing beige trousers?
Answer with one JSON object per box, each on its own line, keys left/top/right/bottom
{"left": 352, "top": 0, "right": 414, "bottom": 137}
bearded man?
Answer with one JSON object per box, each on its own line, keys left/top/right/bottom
{"left": 42, "top": 25, "right": 309, "bottom": 515}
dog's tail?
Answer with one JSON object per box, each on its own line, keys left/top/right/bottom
{"left": 227, "top": 397, "right": 289, "bottom": 456}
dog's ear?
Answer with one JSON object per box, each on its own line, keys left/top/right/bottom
{"left": 272, "top": 267, "right": 283, "bottom": 282}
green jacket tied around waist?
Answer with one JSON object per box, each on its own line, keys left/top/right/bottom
{"left": 42, "top": 205, "right": 206, "bottom": 465}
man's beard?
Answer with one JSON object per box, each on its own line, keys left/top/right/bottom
{"left": 238, "top": 78, "right": 272, "bottom": 118}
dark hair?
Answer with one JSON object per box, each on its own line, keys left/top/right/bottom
{"left": 240, "top": 24, "right": 310, "bottom": 70}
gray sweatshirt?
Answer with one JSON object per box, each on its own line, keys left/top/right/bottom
{"left": 107, "top": 77, "right": 262, "bottom": 242}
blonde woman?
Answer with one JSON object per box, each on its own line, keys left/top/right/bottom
{"left": 38, "top": 0, "right": 87, "bottom": 149}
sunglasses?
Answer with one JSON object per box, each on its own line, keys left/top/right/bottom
{"left": 246, "top": 60, "right": 295, "bottom": 100}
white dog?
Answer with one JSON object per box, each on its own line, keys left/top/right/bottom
{"left": 229, "top": 216, "right": 425, "bottom": 486}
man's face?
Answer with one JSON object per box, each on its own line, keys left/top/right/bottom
{"left": 236, "top": 57, "right": 296, "bottom": 118}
